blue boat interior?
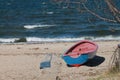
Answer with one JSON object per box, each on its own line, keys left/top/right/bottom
{"left": 62, "top": 54, "right": 89, "bottom": 65}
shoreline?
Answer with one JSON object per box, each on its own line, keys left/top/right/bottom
{"left": 1, "top": 39, "right": 120, "bottom": 44}
{"left": 1, "top": 35, "right": 120, "bottom": 43}
{"left": 0, "top": 40, "right": 120, "bottom": 80}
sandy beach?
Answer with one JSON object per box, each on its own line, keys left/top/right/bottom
{"left": 0, "top": 40, "right": 120, "bottom": 80}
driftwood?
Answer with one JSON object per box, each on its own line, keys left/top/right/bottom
{"left": 109, "top": 44, "right": 120, "bottom": 72}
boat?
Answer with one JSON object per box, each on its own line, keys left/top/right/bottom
{"left": 62, "top": 40, "right": 98, "bottom": 67}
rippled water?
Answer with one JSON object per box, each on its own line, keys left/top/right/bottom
{"left": 0, "top": 0, "right": 120, "bottom": 43}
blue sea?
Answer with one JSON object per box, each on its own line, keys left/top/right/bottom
{"left": 0, "top": 0, "right": 120, "bottom": 43}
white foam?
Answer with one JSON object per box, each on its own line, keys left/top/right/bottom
{"left": 47, "top": 12, "right": 54, "bottom": 14}
{"left": 1, "top": 35, "right": 120, "bottom": 43}
{"left": 26, "top": 36, "right": 120, "bottom": 42}
{"left": 0, "top": 38, "right": 18, "bottom": 43}
{"left": 26, "top": 37, "right": 84, "bottom": 42}
{"left": 94, "top": 35, "right": 120, "bottom": 41}
{"left": 24, "top": 24, "right": 55, "bottom": 29}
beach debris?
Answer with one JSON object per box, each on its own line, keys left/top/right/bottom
{"left": 56, "top": 76, "right": 61, "bottom": 80}
{"left": 31, "top": 47, "right": 39, "bottom": 50}
{"left": 40, "top": 54, "right": 52, "bottom": 69}
{"left": 17, "top": 47, "right": 21, "bottom": 49}
{"left": 14, "top": 38, "right": 27, "bottom": 42}
{"left": 109, "top": 44, "right": 120, "bottom": 72}
{"left": 44, "top": 47, "right": 49, "bottom": 50}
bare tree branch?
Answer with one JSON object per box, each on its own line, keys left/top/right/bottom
{"left": 52, "top": 0, "right": 120, "bottom": 23}
{"left": 82, "top": 3, "right": 117, "bottom": 22}
{"left": 105, "top": 0, "right": 120, "bottom": 22}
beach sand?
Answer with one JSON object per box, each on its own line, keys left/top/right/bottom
{"left": 0, "top": 40, "right": 119, "bottom": 80}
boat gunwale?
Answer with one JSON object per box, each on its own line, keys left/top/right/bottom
{"left": 63, "top": 40, "right": 98, "bottom": 56}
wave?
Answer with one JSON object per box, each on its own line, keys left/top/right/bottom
{"left": 0, "top": 35, "right": 120, "bottom": 43}
{"left": 0, "top": 38, "right": 19, "bottom": 43}
{"left": 26, "top": 37, "right": 84, "bottom": 42}
{"left": 24, "top": 24, "right": 55, "bottom": 29}
{"left": 26, "top": 36, "right": 120, "bottom": 42}
{"left": 47, "top": 12, "right": 54, "bottom": 14}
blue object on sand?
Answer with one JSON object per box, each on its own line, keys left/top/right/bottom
{"left": 62, "top": 54, "right": 88, "bottom": 65}
{"left": 62, "top": 40, "right": 98, "bottom": 67}
{"left": 40, "top": 54, "right": 52, "bottom": 69}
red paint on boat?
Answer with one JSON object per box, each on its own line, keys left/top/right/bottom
{"left": 68, "top": 64, "right": 81, "bottom": 67}
{"left": 64, "top": 40, "right": 98, "bottom": 58}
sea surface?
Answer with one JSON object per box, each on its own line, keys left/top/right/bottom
{"left": 0, "top": 0, "right": 120, "bottom": 43}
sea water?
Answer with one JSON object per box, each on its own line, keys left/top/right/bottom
{"left": 0, "top": 0, "right": 120, "bottom": 43}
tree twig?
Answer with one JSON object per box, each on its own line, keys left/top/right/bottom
{"left": 82, "top": 3, "right": 117, "bottom": 22}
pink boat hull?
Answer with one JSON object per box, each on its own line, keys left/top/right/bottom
{"left": 62, "top": 40, "right": 98, "bottom": 66}
{"left": 64, "top": 40, "right": 98, "bottom": 58}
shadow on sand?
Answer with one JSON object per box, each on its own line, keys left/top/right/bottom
{"left": 67, "top": 55, "right": 105, "bottom": 67}
{"left": 83, "top": 55, "right": 105, "bottom": 67}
